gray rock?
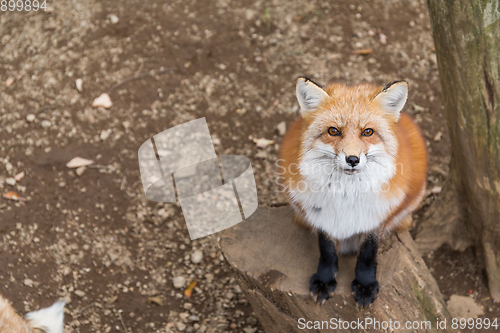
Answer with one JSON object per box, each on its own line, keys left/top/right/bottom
{"left": 447, "top": 294, "right": 484, "bottom": 319}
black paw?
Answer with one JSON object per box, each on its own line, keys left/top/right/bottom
{"left": 351, "top": 279, "right": 379, "bottom": 307}
{"left": 309, "top": 273, "right": 337, "bottom": 305}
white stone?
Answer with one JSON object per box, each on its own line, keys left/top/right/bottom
{"left": 276, "top": 121, "right": 287, "bottom": 136}
{"left": 76, "top": 166, "right": 86, "bottom": 176}
{"left": 92, "top": 93, "right": 113, "bottom": 108}
{"left": 75, "top": 78, "right": 83, "bottom": 92}
{"left": 191, "top": 250, "right": 203, "bottom": 264}
{"left": 173, "top": 276, "right": 185, "bottom": 289}
{"left": 109, "top": 14, "right": 119, "bottom": 24}
{"left": 100, "top": 129, "right": 112, "bottom": 141}
{"left": 24, "top": 278, "right": 34, "bottom": 287}
{"left": 74, "top": 290, "right": 86, "bottom": 297}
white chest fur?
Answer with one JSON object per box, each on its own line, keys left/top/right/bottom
{"left": 291, "top": 180, "right": 401, "bottom": 240}
{"left": 289, "top": 146, "right": 404, "bottom": 241}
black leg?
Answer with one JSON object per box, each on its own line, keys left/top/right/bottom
{"left": 351, "top": 233, "right": 379, "bottom": 306}
{"left": 309, "top": 231, "right": 338, "bottom": 304}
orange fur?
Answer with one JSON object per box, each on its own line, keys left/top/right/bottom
{"left": 0, "top": 296, "right": 32, "bottom": 333}
{"left": 0, "top": 295, "right": 65, "bottom": 333}
{"left": 382, "top": 113, "right": 427, "bottom": 233}
{"left": 278, "top": 81, "right": 427, "bottom": 238}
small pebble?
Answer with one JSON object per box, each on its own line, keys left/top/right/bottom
{"left": 26, "top": 114, "right": 35, "bottom": 122}
{"left": 74, "top": 290, "right": 86, "bottom": 297}
{"left": 276, "top": 121, "right": 287, "bottom": 136}
{"left": 173, "top": 276, "right": 186, "bottom": 289}
{"left": 5, "top": 77, "right": 15, "bottom": 87}
{"left": 205, "top": 274, "right": 214, "bottom": 283}
{"left": 24, "top": 278, "right": 34, "bottom": 287}
{"left": 191, "top": 250, "right": 203, "bottom": 264}
{"left": 75, "top": 78, "right": 83, "bottom": 92}
{"left": 243, "top": 327, "right": 257, "bottom": 333}
{"left": 5, "top": 178, "right": 16, "bottom": 186}
{"left": 76, "top": 166, "right": 86, "bottom": 176}
{"left": 431, "top": 186, "right": 442, "bottom": 194}
{"left": 41, "top": 120, "right": 51, "bottom": 128}
{"left": 100, "top": 129, "right": 111, "bottom": 141}
{"left": 433, "top": 131, "right": 443, "bottom": 141}
{"left": 122, "top": 120, "right": 131, "bottom": 129}
{"left": 109, "top": 14, "right": 119, "bottom": 24}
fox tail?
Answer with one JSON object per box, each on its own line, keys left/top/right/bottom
{"left": 24, "top": 300, "right": 65, "bottom": 333}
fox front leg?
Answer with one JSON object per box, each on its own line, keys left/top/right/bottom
{"left": 309, "top": 231, "right": 338, "bottom": 304}
{"left": 351, "top": 233, "right": 379, "bottom": 306}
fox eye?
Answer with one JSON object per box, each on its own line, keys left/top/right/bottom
{"left": 362, "top": 128, "right": 374, "bottom": 137}
{"left": 328, "top": 127, "right": 341, "bottom": 136}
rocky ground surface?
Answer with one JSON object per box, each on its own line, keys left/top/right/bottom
{"left": 0, "top": 0, "right": 496, "bottom": 332}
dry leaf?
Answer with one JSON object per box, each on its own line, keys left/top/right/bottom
{"left": 147, "top": 296, "right": 163, "bottom": 306}
{"left": 92, "top": 93, "right": 113, "bottom": 108}
{"left": 184, "top": 281, "right": 197, "bottom": 298}
{"left": 352, "top": 49, "right": 373, "bottom": 55}
{"left": 3, "top": 191, "right": 26, "bottom": 202}
{"left": 66, "top": 157, "right": 94, "bottom": 168}
{"left": 253, "top": 138, "right": 274, "bottom": 149}
{"left": 5, "top": 77, "right": 15, "bottom": 87}
{"left": 14, "top": 171, "right": 25, "bottom": 181}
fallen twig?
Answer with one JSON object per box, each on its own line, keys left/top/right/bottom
{"left": 109, "top": 67, "right": 176, "bottom": 92}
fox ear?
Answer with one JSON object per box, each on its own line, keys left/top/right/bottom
{"left": 296, "top": 77, "right": 329, "bottom": 116}
{"left": 373, "top": 81, "right": 408, "bottom": 121}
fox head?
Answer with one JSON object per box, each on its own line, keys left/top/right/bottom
{"left": 295, "top": 78, "right": 408, "bottom": 186}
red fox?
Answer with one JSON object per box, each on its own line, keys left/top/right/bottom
{"left": 0, "top": 295, "right": 65, "bottom": 333}
{"left": 278, "top": 78, "right": 427, "bottom": 306}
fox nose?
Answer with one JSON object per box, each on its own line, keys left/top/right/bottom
{"left": 346, "top": 155, "right": 360, "bottom": 167}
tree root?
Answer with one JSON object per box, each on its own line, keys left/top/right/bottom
{"left": 483, "top": 232, "right": 500, "bottom": 301}
{"left": 414, "top": 179, "right": 471, "bottom": 255}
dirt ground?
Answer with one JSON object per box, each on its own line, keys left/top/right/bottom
{"left": 0, "top": 0, "right": 496, "bottom": 332}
